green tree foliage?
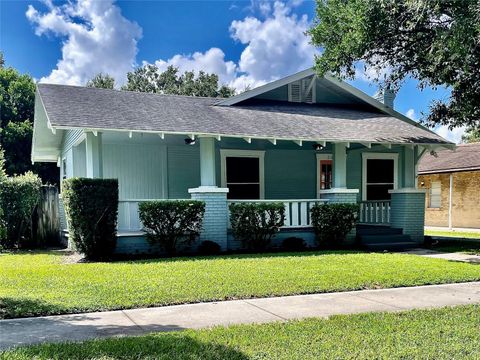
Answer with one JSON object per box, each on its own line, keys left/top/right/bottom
{"left": 462, "top": 127, "right": 480, "bottom": 144}
{"left": 86, "top": 73, "right": 115, "bottom": 89}
{"left": 308, "top": 0, "right": 480, "bottom": 131}
{"left": 0, "top": 57, "right": 58, "bottom": 183}
{"left": 123, "top": 65, "right": 235, "bottom": 98}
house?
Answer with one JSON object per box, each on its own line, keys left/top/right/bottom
{"left": 418, "top": 143, "right": 480, "bottom": 229}
{"left": 31, "top": 68, "right": 452, "bottom": 252}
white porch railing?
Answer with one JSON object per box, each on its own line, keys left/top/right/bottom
{"left": 228, "top": 199, "right": 328, "bottom": 229}
{"left": 359, "top": 201, "right": 391, "bottom": 225}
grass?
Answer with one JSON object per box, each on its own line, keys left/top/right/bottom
{"left": 2, "top": 305, "right": 479, "bottom": 359}
{"left": 425, "top": 229, "right": 480, "bottom": 239}
{"left": 2, "top": 250, "right": 480, "bottom": 319}
{"left": 431, "top": 239, "right": 480, "bottom": 255}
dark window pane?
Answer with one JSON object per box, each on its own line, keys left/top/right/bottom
{"left": 367, "top": 159, "right": 394, "bottom": 183}
{"left": 320, "top": 163, "right": 332, "bottom": 190}
{"left": 227, "top": 184, "right": 260, "bottom": 200}
{"left": 226, "top": 157, "right": 259, "bottom": 183}
{"left": 366, "top": 184, "right": 394, "bottom": 201}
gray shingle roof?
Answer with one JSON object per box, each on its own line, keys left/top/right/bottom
{"left": 37, "top": 83, "right": 448, "bottom": 145}
{"left": 418, "top": 143, "right": 480, "bottom": 174}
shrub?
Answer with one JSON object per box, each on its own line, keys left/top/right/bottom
{"left": 282, "top": 237, "right": 307, "bottom": 252}
{"left": 62, "top": 178, "right": 118, "bottom": 260}
{"left": 138, "top": 200, "right": 205, "bottom": 255}
{"left": 0, "top": 172, "right": 42, "bottom": 249}
{"left": 229, "top": 202, "right": 285, "bottom": 250}
{"left": 310, "top": 203, "right": 359, "bottom": 248}
{"left": 198, "top": 240, "right": 221, "bottom": 255}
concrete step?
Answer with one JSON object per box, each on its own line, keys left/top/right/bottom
{"left": 365, "top": 241, "right": 419, "bottom": 251}
{"left": 360, "top": 234, "right": 411, "bottom": 245}
{"left": 356, "top": 226, "right": 403, "bottom": 236}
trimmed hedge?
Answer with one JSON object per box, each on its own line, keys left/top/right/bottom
{"left": 310, "top": 203, "right": 359, "bottom": 248}
{"left": 229, "top": 202, "right": 285, "bottom": 250}
{"left": 138, "top": 200, "right": 205, "bottom": 255}
{"left": 0, "top": 172, "right": 42, "bottom": 249}
{"left": 62, "top": 178, "right": 118, "bottom": 260}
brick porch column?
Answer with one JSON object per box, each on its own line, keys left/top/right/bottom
{"left": 389, "top": 188, "right": 426, "bottom": 243}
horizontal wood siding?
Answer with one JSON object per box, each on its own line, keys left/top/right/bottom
{"left": 167, "top": 145, "right": 200, "bottom": 199}
{"left": 103, "top": 143, "right": 167, "bottom": 200}
{"left": 265, "top": 150, "right": 316, "bottom": 199}
{"left": 62, "top": 129, "right": 84, "bottom": 153}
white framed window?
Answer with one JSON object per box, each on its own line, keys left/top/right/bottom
{"left": 220, "top": 149, "right": 265, "bottom": 199}
{"left": 316, "top": 153, "right": 333, "bottom": 197}
{"left": 362, "top": 153, "right": 398, "bottom": 201}
{"left": 429, "top": 181, "right": 441, "bottom": 208}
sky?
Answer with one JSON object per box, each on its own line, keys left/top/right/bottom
{"left": 0, "top": 0, "right": 463, "bottom": 142}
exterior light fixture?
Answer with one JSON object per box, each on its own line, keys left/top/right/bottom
{"left": 184, "top": 138, "right": 196, "bottom": 145}
{"left": 313, "top": 143, "right": 324, "bottom": 151}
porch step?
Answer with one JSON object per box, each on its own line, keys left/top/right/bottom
{"left": 364, "top": 241, "right": 419, "bottom": 251}
{"left": 360, "top": 234, "right": 411, "bottom": 245}
{"left": 356, "top": 225, "right": 403, "bottom": 236}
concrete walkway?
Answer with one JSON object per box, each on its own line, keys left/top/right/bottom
{"left": 404, "top": 249, "right": 480, "bottom": 264}
{"left": 1, "top": 282, "right": 479, "bottom": 350}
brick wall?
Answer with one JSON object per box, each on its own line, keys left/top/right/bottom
{"left": 390, "top": 191, "right": 425, "bottom": 242}
{"left": 418, "top": 171, "right": 480, "bottom": 229}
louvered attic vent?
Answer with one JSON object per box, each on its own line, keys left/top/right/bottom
{"left": 288, "top": 77, "right": 316, "bottom": 103}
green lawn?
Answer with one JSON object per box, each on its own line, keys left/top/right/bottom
{"left": 2, "top": 250, "right": 480, "bottom": 319}
{"left": 2, "top": 305, "right": 479, "bottom": 359}
{"left": 425, "top": 229, "right": 480, "bottom": 239}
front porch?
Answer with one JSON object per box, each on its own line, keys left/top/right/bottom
{"left": 60, "top": 131, "right": 428, "bottom": 252}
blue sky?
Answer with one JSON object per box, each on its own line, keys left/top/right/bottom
{"left": 0, "top": 0, "right": 461, "bottom": 142}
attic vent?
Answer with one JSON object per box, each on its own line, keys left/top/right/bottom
{"left": 288, "top": 77, "right": 316, "bottom": 104}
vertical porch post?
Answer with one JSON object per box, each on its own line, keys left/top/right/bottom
{"left": 85, "top": 132, "right": 103, "bottom": 178}
{"left": 189, "top": 136, "right": 229, "bottom": 250}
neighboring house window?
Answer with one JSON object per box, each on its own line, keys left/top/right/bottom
{"left": 429, "top": 181, "right": 441, "bottom": 208}
{"left": 362, "top": 153, "right": 398, "bottom": 201}
{"left": 221, "top": 150, "right": 265, "bottom": 200}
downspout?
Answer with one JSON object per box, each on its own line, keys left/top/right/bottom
{"left": 448, "top": 173, "right": 453, "bottom": 229}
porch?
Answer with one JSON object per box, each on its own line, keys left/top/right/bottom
{"left": 59, "top": 131, "right": 428, "bottom": 251}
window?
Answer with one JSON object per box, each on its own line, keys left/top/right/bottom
{"left": 429, "top": 181, "right": 441, "bottom": 208}
{"left": 319, "top": 160, "right": 333, "bottom": 190}
{"left": 221, "top": 150, "right": 265, "bottom": 200}
{"left": 362, "top": 153, "right": 398, "bottom": 201}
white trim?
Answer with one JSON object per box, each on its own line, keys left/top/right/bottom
{"left": 319, "top": 188, "right": 359, "bottom": 194}
{"left": 220, "top": 149, "right": 265, "bottom": 199}
{"left": 388, "top": 188, "right": 426, "bottom": 194}
{"left": 188, "top": 186, "right": 229, "bottom": 194}
{"left": 316, "top": 153, "right": 333, "bottom": 198}
{"left": 362, "top": 152, "right": 399, "bottom": 201}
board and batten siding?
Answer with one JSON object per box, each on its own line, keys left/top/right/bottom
{"left": 167, "top": 145, "right": 200, "bottom": 199}
{"left": 103, "top": 143, "right": 167, "bottom": 200}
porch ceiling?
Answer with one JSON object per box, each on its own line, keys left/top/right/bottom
{"left": 35, "top": 83, "right": 452, "bottom": 151}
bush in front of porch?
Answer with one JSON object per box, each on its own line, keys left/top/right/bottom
{"left": 139, "top": 200, "right": 205, "bottom": 255}
{"left": 311, "top": 203, "right": 359, "bottom": 248}
{"left": 62, "top": 178, "right": 118, "bottom": 260}
{"left": 229, "top": 202, "right": 285, "bottom": 250}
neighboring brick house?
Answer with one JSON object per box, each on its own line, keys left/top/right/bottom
{"left": 418, "top": 143, "right": 480, "bottom": 229}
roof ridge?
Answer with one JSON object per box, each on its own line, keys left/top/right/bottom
{"left": 36, "top": 82, "right": 221, "bottom": 101}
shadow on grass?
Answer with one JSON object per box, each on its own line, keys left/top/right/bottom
{"left": 2, "top": 331, "right": 248, "bottom": 360}
{"left": 0, "top": 297, "right": 70, "bottom": 320}
{"left": 431, "top": 239, "right": 480, "bottom": 256}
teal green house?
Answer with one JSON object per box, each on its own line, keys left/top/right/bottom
{"left": 31, "top": 69, "right": 453, "bottom": 252}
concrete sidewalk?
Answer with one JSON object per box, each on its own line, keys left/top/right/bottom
{"left": 1, "top": 282, "right": 480, "bottom": 350}
{"left": 404, "top": 249, "right": 480, "bottom": 264}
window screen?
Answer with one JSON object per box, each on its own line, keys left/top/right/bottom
{"left": 226, "top": 157, "right": 260, "bottom": 199}
{"left": 365, "top": 159, "right": 394, "bottom": 200}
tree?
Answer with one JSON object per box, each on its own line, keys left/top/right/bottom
{"left": 122, "top": 65, "right": 235, "bottom": 98}
{"left": 462, "top": 127, "right": 480, "bottom": 143}
{"left": 308, "top": 0, "right": 480, "bottom": 132}
{"left": 86, "top": 73, "right": 115, "bottom": 89}
{"left": 0, "top": 58, "right": 58, "bottom": 183}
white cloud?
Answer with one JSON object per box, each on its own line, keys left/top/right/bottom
{"left": 434, "top": 125, "right": 466, "bottom": 144}
{"left": 26, "top": 0, "right": 142, "bottom": 86}
{"left": 405, "top": 108, "right": 417, "bottom": 120}
{"left": 150, "top": 1, "right": 316, "bottom": 91}
{"left": 153, "top": 48, "right": 237, "bottom": 85}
